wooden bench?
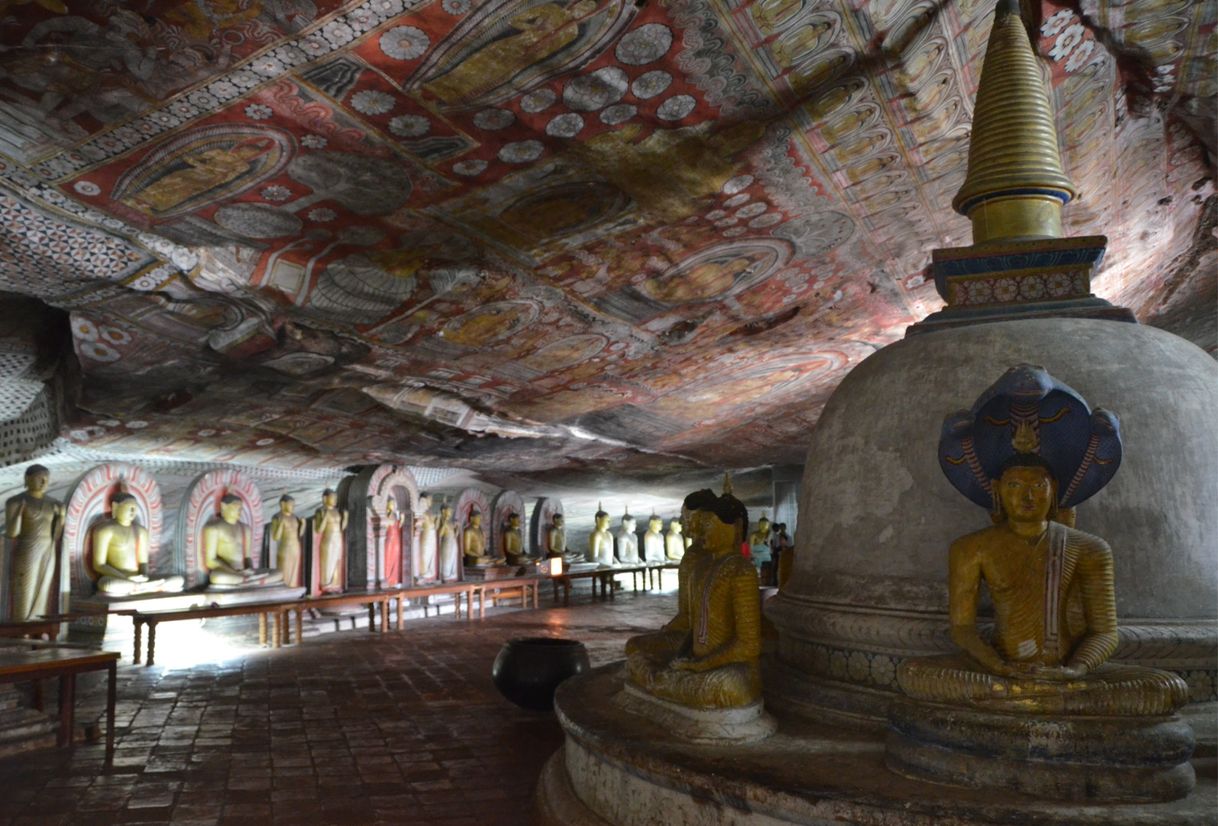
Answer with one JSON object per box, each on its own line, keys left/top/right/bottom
{"left": 396, "top": 582, "right": 478, "bottom": 623}
{"left": 471, "top": 577, "right": 541, "bottom": 618}
{"left": 0, "top": 647, "right": 119, "bottom": 760}
{"left": 0, "top": 612, "right": 100, "bottom": 641}
{"left": 280, "top": 590, "right": 396, "bottom": 646}
{"left": 551, "top": 569, "right": 614, "bottom": 606}
{"left": 122, "top": 601, "right": 291, "bottom": 666}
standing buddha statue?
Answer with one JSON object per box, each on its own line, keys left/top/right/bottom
{"left": 269, "top": 494, "right": 305, "bottom": 588}
{"left": 382, "top": 496, "right": 405, "bottom": 586}
{"left": 436, "top": 501, "right": 460, "bottom": 581}
{"left": 312, "top": 488, "right": 347, "bottom": 593}
{"left": 4, "top": 464, "right": 63, "bottom": 620}
{"left": 414, "top": 494, "right": 439, "bottom": 584}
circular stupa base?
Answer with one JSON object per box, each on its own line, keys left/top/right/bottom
{"left": 537, "top": 665, "right": 1217, "bottom": 825}
{"left": 887, "top": 696, "right": 1196, "bottom": 803}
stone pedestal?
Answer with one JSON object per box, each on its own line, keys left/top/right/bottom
{"left": 537, "top": 665, "right": 1217, "bottom": 825}
{"left": 615, "top": 682, "right": 775, "bottom": 744}
{"left": 886, "top": 696, "right": 1196, "bottom": 802}
{"left": 462, "top": 564, "right": 522, "bottom": 581}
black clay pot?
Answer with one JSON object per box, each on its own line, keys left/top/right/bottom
{"left": 492, "top": 637, "right": 591, "bottom": 711}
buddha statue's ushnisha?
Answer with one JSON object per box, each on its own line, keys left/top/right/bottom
{"left": 463, "top": 509, "right": 504, "bottom": 566}
{"left": 92, "top": 493, "right": 184, "bottom": 596}
{"left": 269, "top": 494, "right": 304, "bottom": 588}
{"left": 626, "top": 478, "right": 763, "bottom": 709}
{"left": 4, "top": 464, "right": 63, "bottom": 620}
{"left": 642, "top": 514, "right": 665, "bottom": 563}
{"left": 204, "top": 494, "right": 284, "bottom": 588}
{"left": 588, "top": 504, "right": 614, "bottom": 567}
{"left": 898, "top": 365, "right": 1188, "bottom": 716}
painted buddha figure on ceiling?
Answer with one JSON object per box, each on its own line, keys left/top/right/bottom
{"left": 898, "top": 365, "right": 1189, "bottom": 716}
{"left": 92, "top": 493, "right": 184, "bottom": 597}
{"left": 203, "top": 494, "right": 284, "bottom": 588}
{"left": 626, "top": 480, "right": 763, "bottom": 710}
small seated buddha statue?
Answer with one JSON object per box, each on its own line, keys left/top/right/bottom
{"left": 502, "top": 511, "right": 528, "bottom": 565}
{"left": 92, "top": 493, "right": 184, "bottom": 596}
{"left": 626, "top": 479, "right": 763, "bottom": 710}
{"left": 664, "top": 519, "right": 685, "bottom": 561}
{"left": 888, "top": 365, "right": 1193, "bottom": 802}
{"left": 642, "top": 514, "right": 665, "bottom": 563}
{"left": 463, "top": 509, "right": 505, "bottom": 566}
{"left": 545, "top": 513, "right": 567, "bottom": 559}
{"left": 204, "top": 495, "right": 284, "bottom": 588}
{"left": 614, "top": 510, "right": 639, "bottom": 564}
{"left": 587, "top": 505, "right": 614, "bottom": 567}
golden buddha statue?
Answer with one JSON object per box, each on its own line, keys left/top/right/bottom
{"left": 898, "top": 365, "right": 1188, "bottom": 717}
{"left": 502, "top": 511, "right": 528, "bottom": 565}
{"left": 545, "top": 513, "right": 567, "bottom": 559}
{"left": 312, "top": 488, "right": 347, "bottom": 593}
{"left": 92, "top": 493, "right": 184, "bottom": 596}
{"left": 4, "top": 464, "right": 63, "bottom": 620}
{"left": 626, "top": 480, "right": 763, "bottom": 710}
{"left": 625, "top": 506, "right": 702, "bottom": 678}
{"left": 587, "top": 504, "right": 614, "bottom": 567}
{"left": 269, "top": 494, "right": 304, "bottom": 589}
{"left": 664, "top": 518, "right": 686, "bottom": 561}
{"left": 203, "top": 495, "right": 284, "bottom": 588}
{"left": 463, "top": 509, "right": 504, "bottom": 566}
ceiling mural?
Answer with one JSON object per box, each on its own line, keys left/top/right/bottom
{"left": 0, "top": 0, "right": 1212, "bottom": 479}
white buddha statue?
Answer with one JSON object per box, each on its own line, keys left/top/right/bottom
{"left": 643, "top": 514, "right": 666, "bottom": 563}
{"left": 588, "top": 505, "right": 615, "bottom": 567}
{"left": 615, "top": 510, "right": 640, "bottom": 564}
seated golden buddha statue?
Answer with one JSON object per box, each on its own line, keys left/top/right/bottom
{"left": 625, "top": 479, "right": 763, "bottom": 710}
{"left": 502, "top": 511, "right": 528, "bottom": 565}
{"left": 899, "top": 365, "right": 1188, "bottom": 718}
{"left": 463, "top": 509, "right": 505, "bottom": 567}
{"left": 92, "top": 493, "right": 184, "bottom": 596}
{"left": 625, "top": 506, "right": 701, "bottom": 678}
{"left": 203, "top": 494, "right": 284, "bottom": 588}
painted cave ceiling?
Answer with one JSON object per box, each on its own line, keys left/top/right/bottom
{"left": 0, "top": 0, "right": 1213, "bottom": 482}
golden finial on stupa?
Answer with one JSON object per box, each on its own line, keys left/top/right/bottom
{"left": 722, "top": 472, "right": 733, "bottom": 496}
{"left": 952, "top": 0, "right": 1077, "bottom": 243}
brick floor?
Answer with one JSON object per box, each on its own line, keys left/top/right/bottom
{"left": 0, "top": 587, "right": 675, "bottom": 826}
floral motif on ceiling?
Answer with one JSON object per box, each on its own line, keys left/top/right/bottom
{"left": 0, "top": 0, "right": 1211, "bottom": 476}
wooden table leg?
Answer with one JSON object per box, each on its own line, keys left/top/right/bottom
{"left": 258, "top": 613, "right": 267, "bottom": 646}
{"left": 479, "top": 588, "right": 485, "bottom": 620}
{"left": 146, "top": 622, "right": 157, "bottom": 667}
{"left": 367, "top": 603, "right": 376, "bottom": 633}
{"left": 380, "top": 599, "right": 388, "bottom": 634}
{"left": 105, "top": 661, "right": 116, "bottom": 761}
{"left": 57, "top": 673, "right": 75, "bottom": 748}
{"left": 396, "top": 595, "right": 404, "bottom": 631}
{"left": 132, "top": 619, "right": 142, "bottom": 665}
{"left": 564, "top": 580, "right": 571, "bottom": 607}
{"left": 273, "top": 612, "right": 282, "bottom": 648}
{"left": 295, "top": 608, "right": 303, "bottom": 643}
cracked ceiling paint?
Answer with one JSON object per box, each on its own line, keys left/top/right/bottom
{"left": 0, "top": 0, "right": 1212, "bottom": 480}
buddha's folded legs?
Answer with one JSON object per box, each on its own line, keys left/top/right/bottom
{"left": 898, "top": 654, "right": 1190, "bottom": 716}
{"left": 97, "top": 574, "right": 185, "bottom": 596}
{"left": 642, "top": 662, "right": 762, "bottom": 710}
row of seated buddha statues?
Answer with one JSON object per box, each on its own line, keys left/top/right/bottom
{"left": 586, "top": 505, "right": 689, "bottom": 568}
{"left": 609, "top": 364, "right": 1196, "bottom": 803}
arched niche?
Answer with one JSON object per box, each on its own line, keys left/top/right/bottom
{"left": 62, "top": 463, "right": 165, "bottom": 603}
{"left": 530, "top": 497, "right": 564, "bottom": 557}
{"left": 453, "top": 488, "right": 490, "bottom": 559}
{"left": 345, "top": 464, "right": 420, "bottom": 589}
{"left": 178, "top": 469, "right": 263, "bottom": 590}
{"left": 490, "top": 490, "right": 525, "bottom": 560}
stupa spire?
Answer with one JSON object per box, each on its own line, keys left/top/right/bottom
{"left": 952, "top": 0, "right": 1077, "bottom": 243}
